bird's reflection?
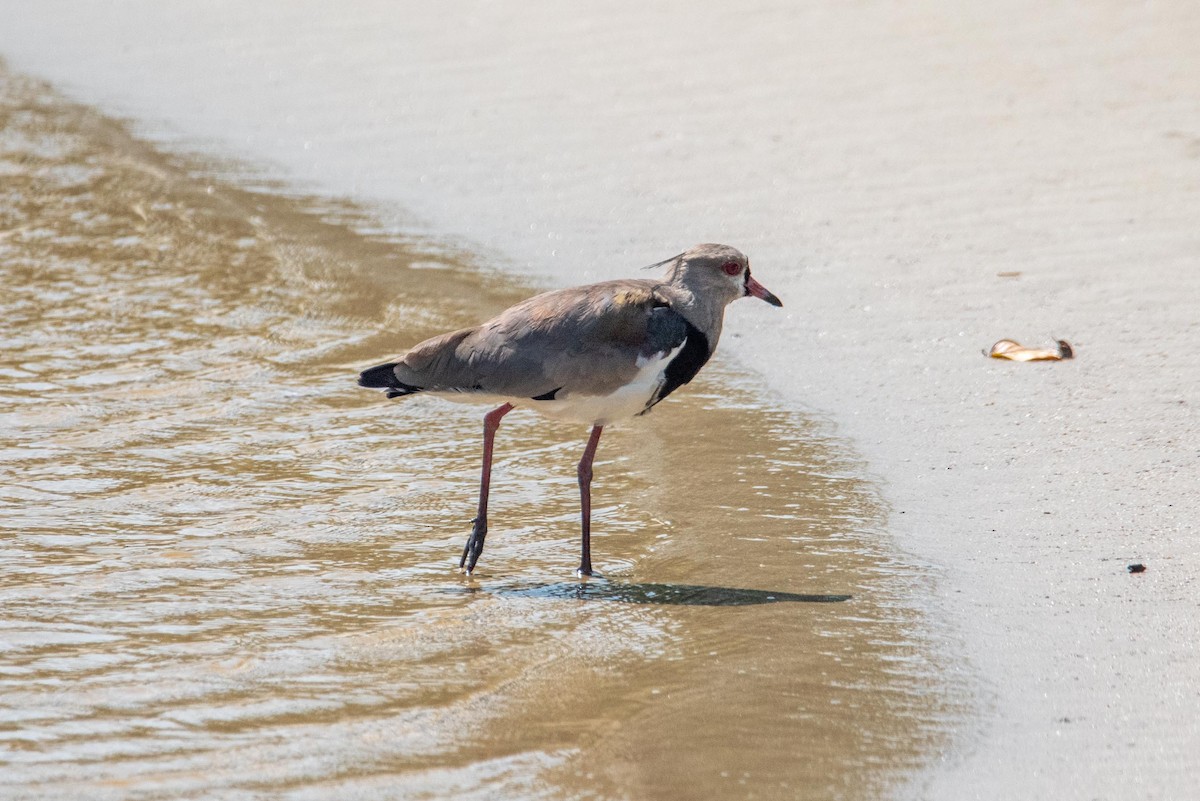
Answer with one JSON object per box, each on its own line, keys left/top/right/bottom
{"left": 475, "top": 580, "right": 851, "bottom": 606}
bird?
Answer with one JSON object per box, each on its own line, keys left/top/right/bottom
{"left": 358, "top": 243, "right": 782, "bottom": 577}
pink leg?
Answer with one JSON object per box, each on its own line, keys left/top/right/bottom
{"left": 576, "top": 425, "right": 604, "bottom": 577}
{"left": 460, "top": 403, "right": 514, "bottom": 574}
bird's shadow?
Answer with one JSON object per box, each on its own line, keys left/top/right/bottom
{"left": 468, "top": 580, "right": 851, "bottom": 606}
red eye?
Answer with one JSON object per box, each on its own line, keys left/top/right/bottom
{"left": 722, "top": 261, "right": 741, "bottom": 276}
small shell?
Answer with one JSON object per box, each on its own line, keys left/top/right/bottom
{"left": 987, "top": 338, "right": 1074, "bottom": 361}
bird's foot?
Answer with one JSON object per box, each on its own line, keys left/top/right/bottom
{"left": 459, "top": 516, "right": 487, "bottom": 574}
{"left": 575, "top": 564, "right": 594, "bottom": 579}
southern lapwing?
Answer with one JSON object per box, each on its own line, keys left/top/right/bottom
{"left": 358, "top": 243, "right": 782, "bottom": 576}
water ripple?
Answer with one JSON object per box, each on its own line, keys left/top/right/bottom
{"left": 0, "top": 68, "right": 958, "bottom": 801}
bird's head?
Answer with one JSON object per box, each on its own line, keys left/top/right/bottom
{"left": 660, "top": 243, "right": 783, "bottom": 308}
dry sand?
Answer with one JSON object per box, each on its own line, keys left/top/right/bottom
{"left": 1, "top": 1, "right": 1198, "bottom": 797}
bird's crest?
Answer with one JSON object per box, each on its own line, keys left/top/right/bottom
{"left": 641, "top": 251, "right": 684, "bottom": 271}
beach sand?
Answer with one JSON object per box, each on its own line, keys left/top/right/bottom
{"left": 1, "top": 1, "right": 1198, "bottom": 797}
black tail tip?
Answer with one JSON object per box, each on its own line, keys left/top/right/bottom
{"left": 358, "top": 362, "right": 401, "bottom": 389}
{"left": 358, "top": 362, "right": 422, "bottom": 398}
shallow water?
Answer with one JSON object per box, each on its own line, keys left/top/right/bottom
{"left": 0, "top": 69, "right": 954, "bottom": 799}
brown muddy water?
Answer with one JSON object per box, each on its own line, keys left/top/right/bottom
{"left": 0, "top": 69, "right": 958, "bottom": 799}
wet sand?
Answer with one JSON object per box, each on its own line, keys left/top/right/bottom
{"left": 1, "top": 1, "right": 1198, "bottom": 797}
{"left": 0, "top": 69, "right": 955, "bottom": 799}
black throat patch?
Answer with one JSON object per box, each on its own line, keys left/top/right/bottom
{"left": 644, "top": 319, "right": 711, "bottom": 412}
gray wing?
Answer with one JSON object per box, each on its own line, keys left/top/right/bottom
{"left": 393, "top": 280, "right": 688, "bottom": 400}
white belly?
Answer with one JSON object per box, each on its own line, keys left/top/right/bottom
{"left": 427, "top": 347, "right": 681, "bottom": 426}
{"left": 530, "top": 347, "right": 678, "bottom": 425}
